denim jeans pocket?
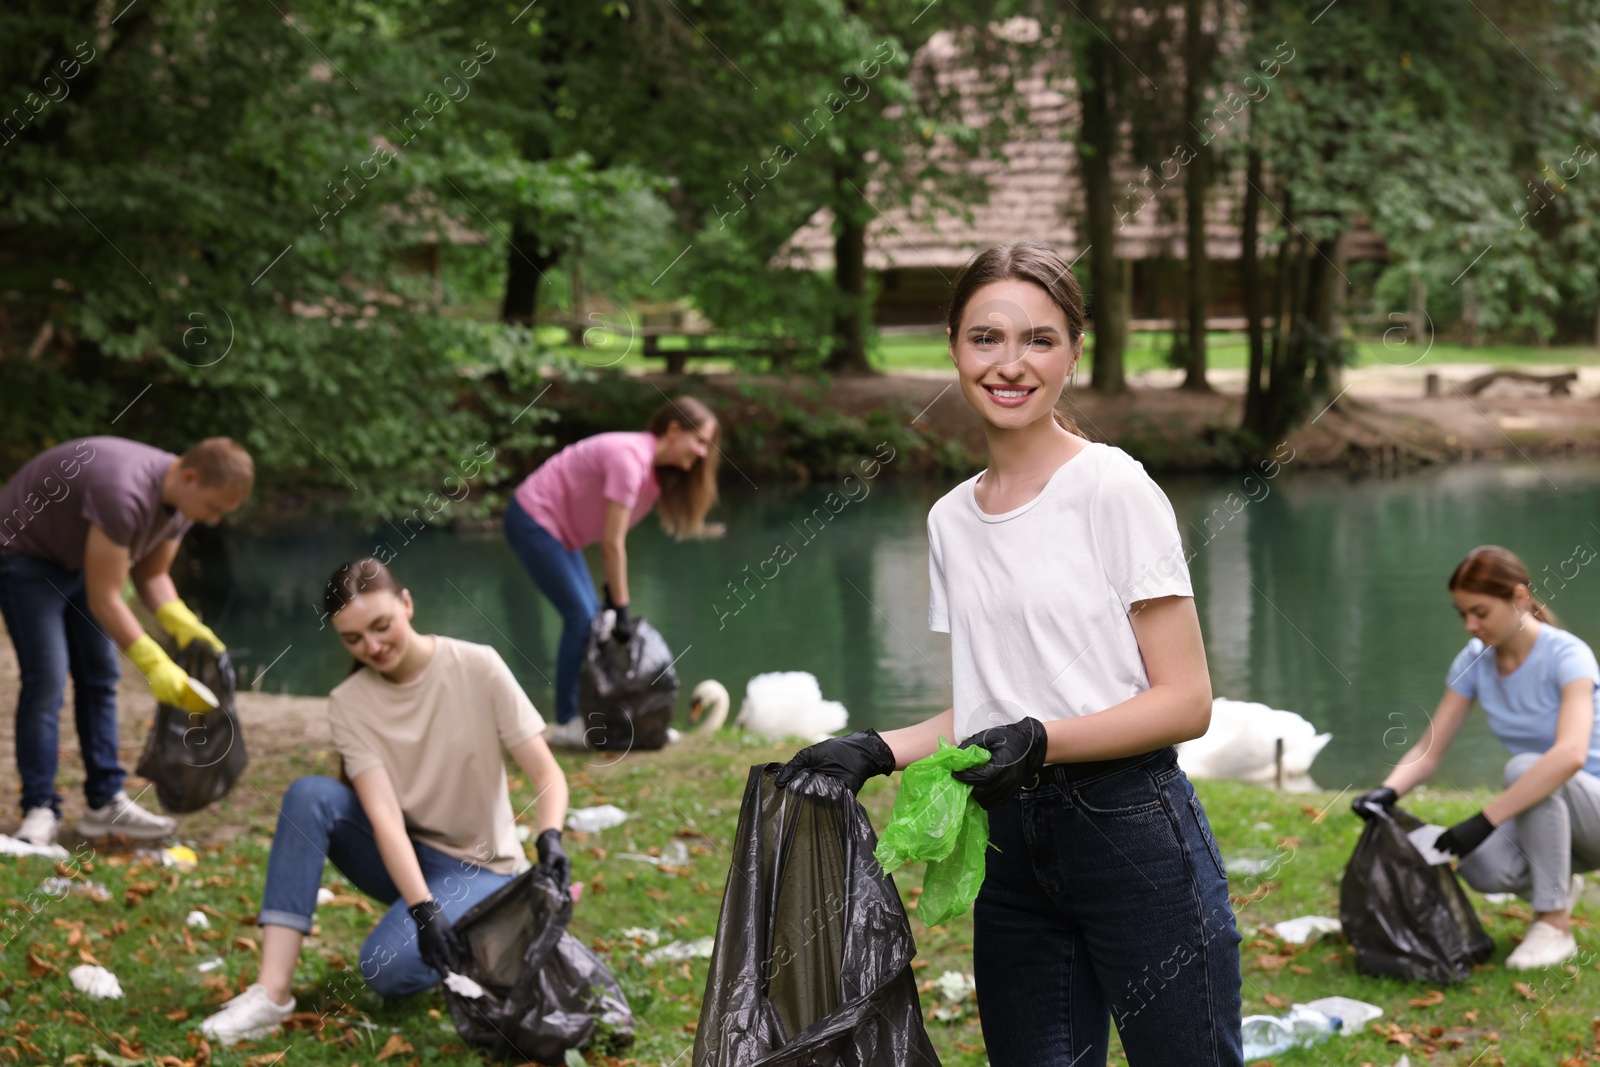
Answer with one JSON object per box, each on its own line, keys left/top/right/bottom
{"left": 1187, "top": 793, "right": 1228, "bottom": 881}
{"left": 1070, "top": 766, "right": 1163, "bottom": 816}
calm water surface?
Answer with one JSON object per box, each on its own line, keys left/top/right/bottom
{"left": 183, "top": 458, "right": 1600, "bottom": 789}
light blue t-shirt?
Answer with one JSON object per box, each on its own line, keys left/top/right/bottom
{"left": 1447, "top": 625, "right": 1600, "bottom": 774}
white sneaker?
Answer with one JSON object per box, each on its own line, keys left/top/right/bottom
{"left": 1506, "top": 920, "right": 1578, "bottom": 970}
{"left": 78, "top": 791, "right": 177, "bottom": 841}
{"left": 1570, "top": 873, "right": 1586, "bottom": 911}
{"left": 543, "top": 718, "right": 592, "bottom": 750}
{"left": 199, "top": 983, "right": 296, "bottom": 1046}
{"left": 16, "top": 807, "right": 59, "bottom": 847}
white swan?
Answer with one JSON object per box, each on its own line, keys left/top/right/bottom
{"left": 1176, "top": 697, "right": 1331, "bottom": 785}
{"left": 735, "top": 671, "right": 849, "bottom": 744}
{"left": 688, "top": 679, "right": 731, "bottom": 732}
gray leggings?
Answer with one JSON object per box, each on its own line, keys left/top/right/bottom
{"left": 1458, "top": 752, "right": 1600, "bottom": 913}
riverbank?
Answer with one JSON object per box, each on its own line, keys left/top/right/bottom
{"left": 3, "top": 629, "right": 1597, "bottom": 1064}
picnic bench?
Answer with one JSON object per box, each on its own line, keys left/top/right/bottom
{"left": 564, "top": 305, "right": 800, "bottom": 373}
{"left": 1424, "top": 368, "right": 1579, "bottom": 398}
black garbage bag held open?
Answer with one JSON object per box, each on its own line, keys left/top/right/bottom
{"left": 692, "top": 765, "right": 941, "bottom": 1067}
{"left": 134, "top": 643, "right": 249, "bottom": 814}
{"left": 578, "top": 609, "right": 679, "bottom": 751}
{"left": 1340, "top": 803, "right": 1494, "bottom": 983}
{"left": 443, "top": 865, "right": 634, "bottom": 1063}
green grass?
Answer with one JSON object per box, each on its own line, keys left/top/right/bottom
{"left": 2, "top": 737, "right": 1590, "bottom": 1066}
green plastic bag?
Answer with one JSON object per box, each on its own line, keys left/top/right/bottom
{"left": 873, "top": 736, "right": 991, "bottom": 927}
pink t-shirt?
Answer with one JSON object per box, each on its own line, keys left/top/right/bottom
{"left": 514, "top": 432, "right": 661, "bottom": 550}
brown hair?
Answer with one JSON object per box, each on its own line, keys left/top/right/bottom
{"left": 648, "top": 396, "right": 721, "bottom": 540}
{"left": 324, "top": 558, "right": 406, "bottom": 677}
{"left": 945, "top": 240, "right": 1087, "bottom": 434}
{"left": 1448, "top": 545, "right": 1561, "bottom": 628}
{"left": 180, "top": 437, "right": 255, "bottom": 493}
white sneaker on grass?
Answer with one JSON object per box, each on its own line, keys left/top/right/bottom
{"left": 199, "top": 983, "right": 296, "bottom": 1046}
{"left": 1506, "top": 920, "right": 1578, "bottom": 970}
{"left": 17, "top": 806, "right": 59, "bottom": 847}
{"left": 543, "top": 717, "right": 592, "bottom": 750}
{"left": 77, "top": 791, "right": 177, "bottom": 841}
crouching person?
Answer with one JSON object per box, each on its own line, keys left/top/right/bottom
{"left": 200, "top": 558, "right": 570, "bottom": 1045}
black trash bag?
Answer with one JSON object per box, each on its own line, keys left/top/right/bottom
{"left": 1340, "top": 803, "right": 1494, "bottom": 983}
{"left": 577, "top": 609, "right": 678, "bottom": 751}
{"left": 443, "top": 865, "right": 634, "bottom": 1064}
{"left": 134, "top": 643, "right": 249, "bottom": 814}
{"left": 692, "top": 765, "right": 941, "bottom": 1067}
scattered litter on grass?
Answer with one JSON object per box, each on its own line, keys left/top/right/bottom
{"left": 444, "top": 971, "right": 487, "bottom": 999}
{"left": 0, "top": 833, "right": 68, "bottom": 859}
{"left": 1302, "top": 995, "right": 1382, "bottom": 1032}
{"left": 1252, "top": 821, "right": 1274, "bottom": 831}
{"left": 1241, "top": 1004, "right": 1339, "bottom": 1057}
{"left": 1483, "top": 892, "right": 1517, "bottom": 904}
{"left": 618, "top": 841, "right": 689, "bottom": 866}
{"left": 516, "top": 824, "right": 532, "bottom": 843}
{"left": 620, "top": 927, "right": 662, "bottom": 946}
{"left": 166, "top": 844, "right": 198, "bottom": 871}
{"left": 570, "top": 881, "right": 583, "bottom": 903}
{"left": 316, "top": 887, "right": 336, "bottom": 906}
{"left": 69, "top": 964, "right": 123, "bottom": 999}
{"left": 1405, "top": 823, "right": 1455, "bottom": 866}
{"left": 934, "top": 971, "right": 976, "bottom": 1003}
{"left": 38, "top": 877, "right": 111, "bottom": 902}
{"left": 195, "top": 957, "right": 225, "bottom": 972}
{"left": 566, "top": 805, "right": 629, "bottom": 832}
{"left": 186, "top": 910, "right": 210, "bottom": 929}
{"left": 1223, "top": 850, "right": 1279, "bottom": 876}
{"left": 641, "top": 936, "right": 714, "bottom": 964}
{"left": 1273, "top": 915, "right": 1342, "bottom": 945}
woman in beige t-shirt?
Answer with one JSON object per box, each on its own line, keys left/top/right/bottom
{"left": 200, "top": 558, "right": 569, "bottom": 1047}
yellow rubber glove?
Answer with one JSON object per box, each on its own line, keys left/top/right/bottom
{"left": 155, "top": 599, "right": 225, "bottom": 653}
{"left": 127, "top": 634, "right": 216, "bottom": 713}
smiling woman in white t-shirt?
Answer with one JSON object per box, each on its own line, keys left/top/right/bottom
{"left": 777, "top": 240, "right": 1243, "bottom": 1067}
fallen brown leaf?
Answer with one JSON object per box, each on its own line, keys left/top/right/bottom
{"left": 376, "top": 1034, "right": 413, "bottom": 1061}
{"left": 1513, "top": 981, "right": 1539, "bottom": 1001}
{"left": 1263, "top": 992, "right": 1285, "bottom": 1009}
{"left": 1409, "top": 989, "right": 1446, "bottom": 1008}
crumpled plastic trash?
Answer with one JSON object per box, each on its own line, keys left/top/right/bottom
{"left": 1223, "top": 850, "right": 1279, "bottom": 876}
{"left": 874, "top": 736, "right": 990, "bottom": 927}
{"left": 186, "top": 910, "right": 210, "bottom": 929}
{"left": 619, "top": 927, "right": 661, "bottom": 946}
{"left": 316, "top": 887, "right": 337, "bottom": 906}
{"left": 642, "top": 937, "right": 714, "bottom": 965}
{"left": 444, "top": 971, "right": 487, "bottom": 999}
{"left": 1482, "top": 892, "right": 1517, "bottom": 904}
{"left": 934, "top": 971, "right": 976, "bottom": 1003}
{"left": 38, "top": 877, "right": 111, "bottom": 902}
{"left": 566, "top": 805, "right": 629, "bottom": 833}
{"left": 195, "top": 957, "right": 225, "bottom": 973}
{"left": 1241, "top": 1004, "right": 1339, "bottom": 1057}
{"left": 69, "top": 965, "right": 123, "bottom": 1000}
{"left": 1406, "top": 823, "right": 1456, "bottom": 866}
{"left": 0, "top": 833, "right": 68, "bottom": 860}
{"left": 618, "top": 841, "right": 688, "bottom": 866}
{"left": 1273, "top": 915, "right": 1342, "bottom": 944}
{"left": 1302, "top": 995, "right": 1383, "bottom": 1032}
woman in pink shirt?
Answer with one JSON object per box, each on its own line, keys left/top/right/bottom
{"left": 505, "top": 396, "right": 721, "bottom": 747}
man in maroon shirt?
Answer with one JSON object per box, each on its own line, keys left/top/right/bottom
{"left": 0, "top": 436, "right": 253, "bottom": 846}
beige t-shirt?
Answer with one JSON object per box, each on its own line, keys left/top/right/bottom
{"left": 327, "top": 636, "right": 545, "bottom": 874}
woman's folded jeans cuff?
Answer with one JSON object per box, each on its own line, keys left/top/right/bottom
{"left": 258, "top": 908, "right": 314, "bottom": 934}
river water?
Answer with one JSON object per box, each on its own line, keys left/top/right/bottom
{"left": 183, "top": 457, "right": 1600, "bottom": 789}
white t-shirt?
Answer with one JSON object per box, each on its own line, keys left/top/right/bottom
{"left": 928, "top": 442, "right": 1193, "bottom": 742}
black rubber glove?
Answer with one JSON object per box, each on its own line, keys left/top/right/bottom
{"left": 1436, "top": 812, "right": 1496, "bottom": 859}
{"left": 408, "top": 898, "right": 460, "bottom": 976}
{"left": 536, "top": 828, "right": 570, "bottom": 895}
{"left": 1351, "top": 785, "right": 1399, "bottom": 821}
{"left": 774, "top": 729, "right": 896, "bottom": 794}
{"left": 604, "top": 583, "right": 632, "bottom": 644}
{"left": 952, "top": 718, "right": 1049, "bottom": 809}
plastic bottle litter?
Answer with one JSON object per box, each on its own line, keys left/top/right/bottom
{"left": 1273, "top": 915, "right": 1343, "bottom": 944}
{"left": 0, "top": 833, "right": 68, "bottom": 860}
{"left": 68, "top": 965, "right": 123, "bottom": 1000}
{"left": 185, "top": 910, "right": 210, "bottom": 930}
{"left": 37, "top": 877, "right": 111, "bottom": 902}
{"left": 565, "top": 805, "right": 628, "bottom": 833}
{"left": 444, "top": 971, "right": 487, "bottom": 999}
{"left": 1302, "top": 995, "right": 1382, "bottom": 1032}
{"left": 641, "top": 936, "right": 714, "bottom": 965}
{"left": 1240, "top": 1005, "right": 1340, "bottom": 1058}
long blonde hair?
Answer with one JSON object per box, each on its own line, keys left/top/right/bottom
{"left": 648, "top": 396, "right": 720, "bottom": 540}
{"left": 1448, "top": 545, "right": 1561, "bottom": 628}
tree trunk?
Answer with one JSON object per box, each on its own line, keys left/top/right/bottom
{"left": 1241, "top": 148, "right": 1265, "bottom": 434}
{"left": 500, "top": 223, "right": 560, "bottom": 326}
{"left": 1079, "top": 0, "right": 1126, "bottom": 393}
{"left": 1180, "top": 0, "right": 1210, "bottom": 391}
{"left": 825, "top": 166, "right": 873, "bottom": 375}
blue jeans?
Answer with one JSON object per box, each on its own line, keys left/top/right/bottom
{"left": 0, "top": 552, "right": 124, "bottom": 813}
{"left": 972, "top": 747, "right": 1244, "bottom": 1067}
{"left": 503, "top": 497, "right": 598, "bottom": 724}
{"left": 257, "top": 776, "right": 516, "bottom": 998}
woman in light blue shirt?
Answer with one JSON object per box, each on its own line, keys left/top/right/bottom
{"left": 1352, "top": 545, "right": 1600, "bottom": 970}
